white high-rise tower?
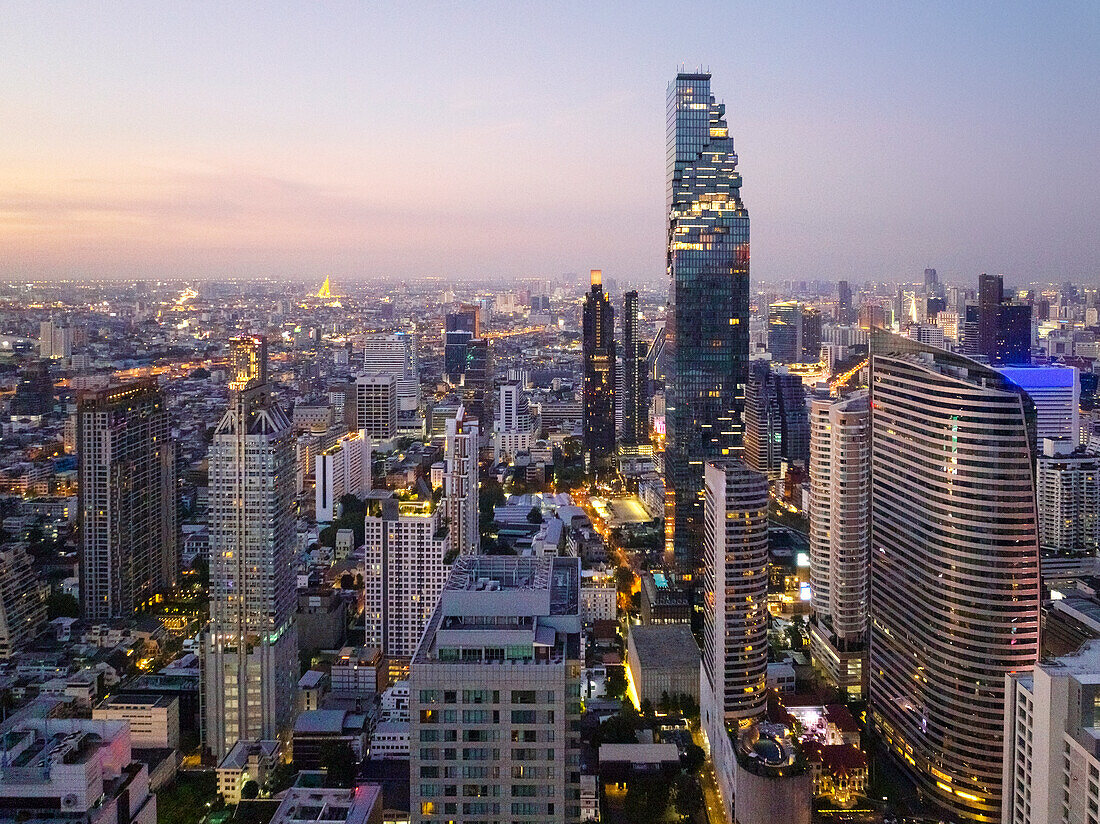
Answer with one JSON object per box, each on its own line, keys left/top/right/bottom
{"left": 444, "top": 406, "right": 479, "bottom": 556}
{"left": 205, "top": 336, "right": 299, "bottom": 759}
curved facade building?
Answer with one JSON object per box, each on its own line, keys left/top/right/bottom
{"left": 868, "top": 333, "right": 1040, "bottom": 823}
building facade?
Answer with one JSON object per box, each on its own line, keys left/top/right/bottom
{"left": 665, "top": 72, "right": 750, "bottom": 567}
{"left": 355, "top": 373, "right": 398, "bottom": 443}
{"left": 869, "top": 332, "right": 1041, "bottom": 822}
{"left": 1036, "top": 438, "right": 1099, "bottom": 554}
{"left": 0, "top": 548, "right": 47, "bottom": 659}
{"left": 409, "top": 556, "right": 585, "bottom": 823}
{"left": 78, "top": 379, "right": 176, "bottom": 620}
{"left": 205, "top": 336, "right": 299, "bottom": 759}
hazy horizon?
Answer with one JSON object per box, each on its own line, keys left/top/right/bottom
{"left": 2, "top": 2, "right": 1097, "bottom": 287}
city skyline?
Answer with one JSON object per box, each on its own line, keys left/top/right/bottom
{"left": 2, "top": 3, "right": 1098, "bottom": 285}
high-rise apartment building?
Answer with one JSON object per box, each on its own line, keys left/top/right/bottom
{"left": 999, "top": 365, "right": 1080, "bottom": 442}
{"left": 444, "top": 406, "right": 479, "bottom": 556}
{"left": 621, "top": 290, "right": 649, "bottom": 446}
{"left": 409, "top": 555, "right": 585, "bottom": 823}
{"left": 78, "top": 379, "right": 176, "bottom": 620}
{"left": 495, "top": 382, "right": 536, "bottom": 462}
{"left": 363, "top": 491, "right": 451, "bottom": 661}
{"left": 742, "top": 361, "right": 809, "bottom": 478}
{"left": 315, "top": 430, "right": 371, "bottom": 522}
{"left": 665, "top": 72, "right": 750, "bottom": 566}
{"left": 1036, "top": 438, "right": 1099, "bottom": 554}
{"left": 39, "top": 320, "right": 72, "bottom": 360}
{"left": 869, "top": 332, "right": 1040, "bottom": 822}
{"left": 355, "top": 373, "right": 398, "bottom": 443}
{"left": 1002, "top": 639, "right": 1100, "bottom": 824}
{"left": 807, "top": 392, "right": 870, "bottom": 699}
{"left": 0, "top": 548, "right": 47, "bottom": 659}
{"left": 701, "top": 460, "right": 769, "bottom": 727}
{"left": 361, "top": 333, "right": 420, "bottom": 411}
{"left": 700, "top": 460, "right": 769, "bottom": 819}
{"left": 582, "top": 269, "right": 616, "bottom": 468}
{"left": 205, "top": 336, "right": 298, "bottom": 759}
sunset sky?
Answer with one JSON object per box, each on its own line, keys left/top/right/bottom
{"left": 1, "top": 1, "right": 1097, "bottom": 285}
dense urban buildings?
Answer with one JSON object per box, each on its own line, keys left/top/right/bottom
{"left": 409, "top": 555, "right": 584, "bottom": 823}
{"left": 205, "top": 336, "right": 299, "bottom": 759}
{"left": 665, "top": 71, "right": 751, "bottom": 567}
{"left": 77, "top": 379, "right": 176, "bottom": 619}
{"left": 582, "top": 269, "right": 616, "bottom": 469}
{"left": 869, "top": 331, "right": 1041, "bottom": 822}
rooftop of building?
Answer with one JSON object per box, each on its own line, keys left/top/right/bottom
{"left": 628, "top": 624, "right": 700, "bottom": 669}
{"left": 218, "top": 739, "right": 280, "bottom": 771}
{"left": 1039, "top": 638, "right": 1100, "bottom": 680}
{"left": 97, "top": 693, "right": 176, "bottom": 709}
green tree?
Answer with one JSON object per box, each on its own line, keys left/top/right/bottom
{"left": 526, "top": 506, "right": 543, "bottom": 524}
{"left": 46, "top": 591, "right": 79, "bottom": 619}
{"left": 240, "top": 780, "right": 259, "bottom": 800}
{"left": 682, "top": 743, "right": 705, "bottom": 774}
{"left": 673, "top": 774, "right": 704, "bottom": 819}
{"left": 605, "top": 666, "right": 628, "bottom": 700}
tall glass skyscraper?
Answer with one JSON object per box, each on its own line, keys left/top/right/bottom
{"left": 583, "top": 269, "right": 616, "bottom": 468}
{"left": 665, "top": 72, "right": 750, "bottom": 566}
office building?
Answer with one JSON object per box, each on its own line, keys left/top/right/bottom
{"left": 0, "top": 548, "right": 47, "bottom": 659}
{"left": 78, "top": 379, "right": 176, "bottom": 620}
{"left": 315, "top": 430, "right": 372, "bottom": 522}
{"left": 869, "top": 332, "right": 1040, "bottom": 822}
{"left": 807, "top": 392, "right": 870, "bottom": 698}
{"left": 205, "top": 336, "right": 299, "bottom": 759}
{"left": 903, "top": 322, "right": 946, "bottom": 349}
{"left": 363, "top": 491, "right": 451, "bottom": 661}
{"left": 355, "top": 373, "right": 398, "bottom": 442}
{"left": 1036, "top": 438, "right": 1099, "bottom": 554}
{"left": 0, "top": 718, "right": 156, "bottom": 824}
{"left": 999, "top": 365, "right": 1080, "bottom": 442}
{"left": 1002, "top": 639, "right": 1100, "bottom": 824}
{"left": 837, "top": 280, "right": 853, "bottom": 324}
{"left": 11, "top": 360, "right": 54, "bottom": 417}
{"left": 217, "top": 739, "right": 281, "bottom": 805}
{"left": 622, "top": 289, "right": 649, "bottom": 446}
{"left": 269, "top": 777, "right": 383, "bottom": 824}
{"left": 409, "top": 555, "right": 584, "bottom": 823}
{"left": 582, "top": 269, "right": 616, "bottom": 468}
{"left": 444, "top": 406, "right": 479, "bottom": 556}
{"left": 361, "top": 332, "right": 420, "bottom": 411}
{"left": 969, "top": 274, "right": 1032, "bottom": 364}
{"left": 743, "top": 361, "right": 809, "bottom": 479}
{"left": 444, "top": 307, "right": 492, "bottom": 436}
{"left": 665, "top": 72, "right": 750, "bottom": 566}
{"left": 767, "top": 300, "right": 802, "bottom": 363}
{"left": 802, "top": 307, "right": 822, "bottom": 362}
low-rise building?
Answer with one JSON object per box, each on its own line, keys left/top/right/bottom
{"left": 0, "top": 718, "right": 156, "bottom": 824}
{"left": 217, "top": 739, "right": 281, "bottom": 805}
{"left": 626, "top": 623, "right": 701, "bottom": 707}
{"left": 92, "top": 693, "right": 180, "bottom": 749}
{"left": 292, "top": 709, "right": 368, "bottom": 770}
{"left": 269, "top": 774, "right": 383, "bottom": 824}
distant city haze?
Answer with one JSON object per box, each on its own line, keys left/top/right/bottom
{"left": 1, "top": 2, "right": 1097, "bottom": 286}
